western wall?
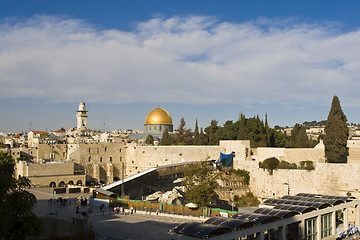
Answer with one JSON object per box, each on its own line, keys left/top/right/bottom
{"left": 16, "top": 137, "right": 360, "bottom": 201}
{"left": 117, "top": 139, "right": 360, "bottom": 200}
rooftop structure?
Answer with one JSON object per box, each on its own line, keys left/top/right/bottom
{"left": 169, "top": 193, "right": 360, "bottom": 240}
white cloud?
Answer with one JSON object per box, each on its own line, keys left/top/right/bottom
{"left": 0, "top": 15, "right": 359, "bottom": 107}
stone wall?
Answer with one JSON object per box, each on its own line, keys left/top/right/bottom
{"left": 37, "top": 144, "right": 67, "bottom": 162}
{"left": 69, "top": 142, "right": 126, "bottom": 184}
{"left": 124, "top": 140, "right": 250, "bottom": 176}
{"left": 254, "top": 147, "right": 325, "bottom": 164}
{"left": 23, "top": 161, "right": 74, "bottom": 177}
{"left": 67, "top": 140, "right": 251, "bottom": 184}
{"left": 15, "top": 161, "right": 85, "bottom": 187}
{"left": 124, "top": 145, "right": 223, "bottom": 175}
{"left": 26, "top": 175, "right": 85, "bottom": 188}
{"left": 237, "top": 161, "right": 360, "bottom": 200}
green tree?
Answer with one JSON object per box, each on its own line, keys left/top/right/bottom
{"left": 193, "top": 119, "right": 200, "bottom": 145}
{"left": 174, "top": 118, "right": 193, "bottom": 145}
{"left": 237, "top": 113, "right": 246, "bottom": 140}
{"left": 289, "top": 124, "right": 311, "bottom": 148}
{"left": 0, "top": 152, "right": 41, "bottom": 239}
{"left": 183, "top": 161, "right": 219, "bottom": 207}
{"left": 269, "top": 128, "right": 288, "bottom": 147}
{"left": 324, "top": 96, "right": 349, "bottom": 163}
{"left": 160, "top": 129, "right": 173, "bottom": 145}
{"left": 145, "top": 135, "right": 154, "bottom": 145}
{"left": 199, "top": 127, "right": 208, "bottom": 145}
{"left": 205, "top": 120, "right": 219, "bottom": 145}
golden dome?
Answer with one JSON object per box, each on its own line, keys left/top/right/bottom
{"left": 145, "top": 107, "right": 173, "bottom": 125}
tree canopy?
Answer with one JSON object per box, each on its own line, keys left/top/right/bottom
{"left": 183, "top": 161, "right": 219, "bottom": 207}
{"left": 0, "top": 152, "right": 41, "bottom": 239}
{"left": 145, "top": 135, "right": 154, "bottom": 145}
{"left": 324, "top": 96, "right": 349, "bottom": 163}
{"left": 159, "top": 113, "right": 319, "bottom": 148}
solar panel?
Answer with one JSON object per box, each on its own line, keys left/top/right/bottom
{"left": 296, "top": 193, "right": 355, "bottom": 202}
{"left": 170, "top": 222, "right": 232, "bottom": 238}
{"left": 282, "top": 195, "right": 345, "bottom": 206}
{"left": 232, "top": 212, "right": 281, "bottom": 224}
{"left": 204, "top": 217, "right": 256, "bottom": 230}
{"left": 273, "top": 204, "right": 316, "bottom": 214}
{"left": 263, "top": 198, "right": 330, "bottom": 209}
{"left": 254, "top": 208, "right": 298, "bottom": 218}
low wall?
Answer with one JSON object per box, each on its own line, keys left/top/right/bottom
{"left": 27, "top": 162, "right": 74, "bottom": 177}
{"left": 27, "top": 174, "right": 85, "bottom": 187}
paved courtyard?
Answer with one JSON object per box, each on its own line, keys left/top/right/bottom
{"left": 28, "top": 187, "right": 197, "bottom": 240}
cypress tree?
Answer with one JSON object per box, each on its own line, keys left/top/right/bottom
{"left": 160, "top": 129, "right": 173, "bottom": 145}
{"left": 265, "top": 113, "right": 271, "bottom": 146}
{"left": 237, "top": 113, "right": 247, "bottom": 140}
{"left": 199, "top": 127, "right": 207, "bottom": 145}
{"left": 193, "top": 119, "right": 200, "bottom": 145}
{"left": 324, "top": 96, "right": 349, "bottom": 163}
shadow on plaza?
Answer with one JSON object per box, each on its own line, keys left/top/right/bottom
{"left": 32, "top": 199, "right": 181, "bottom": 240}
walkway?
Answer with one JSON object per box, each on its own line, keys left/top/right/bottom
{"left": 28, "top": 187, "right": 200, "bottom": 240}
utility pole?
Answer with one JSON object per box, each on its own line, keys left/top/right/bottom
{"left": 121, "top": 161, "right": 124, "bottom": 197}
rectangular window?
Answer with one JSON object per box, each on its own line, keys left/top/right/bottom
{"left": 88, "top": 156, "right": 91, "bottom": 162}
{"left": 100, "top": 157, "right": 103, "bottom": 162}
{"left": 120, "top": 157, "right": 122, "bottom": 161}
{"left": 305, "top": 217, "right": 317, "bottom": 240}
{"left": 110, "top": 157, "right": 112, "bottom": 162}
{"left": 321, "top": 213, "right": 332, "bottom": 238}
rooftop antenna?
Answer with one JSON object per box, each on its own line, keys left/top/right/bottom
{"left": 29, "top": 122, "right": 32, "bottom": 132}
{"left": 103, "top": 113, "right": 106, "bottom": 132}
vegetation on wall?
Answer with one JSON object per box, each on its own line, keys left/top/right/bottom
{"left": 224, "top": 169, "right": 250, "bottom": 186}
{"left": 299, "top": 161, "right": 315, "bottom": 170}
{"left": 183, "top": 161, "right": 219, "bottom": 207}
{"left": 324, "top": 96, "right": 349, "bottom": 163}
{"left": 259, "top": 157, "right": 280, "bottom": 174}
{"left": 233, "top": 192, "right": 260, "bottom": 207}
{"left": 259, "top": 157, "right": 315, "bottom": 174}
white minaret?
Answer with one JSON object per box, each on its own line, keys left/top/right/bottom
{"left": 76, "top": 101, "right": 88, "bottom": 130}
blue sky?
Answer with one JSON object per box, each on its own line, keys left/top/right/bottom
{"left": 1, "top": 1, "right": 360, "bottom": 133}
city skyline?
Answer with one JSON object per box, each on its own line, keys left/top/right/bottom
{"left": 1, "top": 1, "right": 360, "bottom": 133}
